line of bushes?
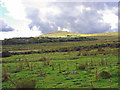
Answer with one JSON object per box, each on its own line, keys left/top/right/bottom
{"left": 58, "top": 43, "right": 120, "bottom": 52}
{"left": 2, "top": 37, "right": 97, "bottom": 45}
{"left": 1, "top": 43, "right": 119, "bottom": 57}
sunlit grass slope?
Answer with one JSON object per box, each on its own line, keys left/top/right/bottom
{"left": 37, "top": 31, "right": 119, "bottom": 37}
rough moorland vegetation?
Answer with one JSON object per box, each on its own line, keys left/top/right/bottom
{"left": 1, "top": 31, "right": 119, "bottom": 88}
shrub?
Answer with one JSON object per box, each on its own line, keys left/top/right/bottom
{"left": 59, "top": 48, "right": 69, "bottom": 52}
{"left": 0, "top": 60, "right": 2, "bottom": 63}
{"left": 19, "top": 61, "right": 24, "bottom": 70}
{"left": 25, "top": 60, "right": 30, "bottom": 69}
{"left": 47, "top": 59, "right": 50, "bottom": 65}
{"left": 85, "top": 61, "right": 88, "bottom": 66}
{"left": 90, "top": 60, "right": 94, "bottom": 66}
{"left": 2, "top": 51, "right": 11, "bottom": 57}
{"left": 2, "top": 69, "right": 9, "bottom": 82}
{"left": 70, "top": 57, "right": 79, "bottom": 60}
{"left": 65, "top": 77, "right": 74, "bottom": 80}
{"left": 77, "top": 52, "right": 81, "bottom": 56}
{"left": 64, "top": 71, "right": 70, "bottom": 75}
{"left": 77, "top": 64, "right": 86, "bottom": 70}
{"left": 11, "top": 69, "right": 20, "bottom": 73}
{"left": 59, "top": 64, "right": 62, "bottom": 73}
{"left": 40, "top": 72, "right": 46, "bottom": 77}
{"left": 40, "top": 57, "right": 46, "bottom": 61}
{"left": 31, "top": 62, "right": 33, "bottom": 70}
{"left": 82, "top": 53, "right": 88, "bottom": 56}
{"left": 98, "top": 48, "right": 105, "bottom": 52}
{"left": 99, "top": 71, "right": 111, "bottom": 79}
{"left": 40, "top": 57, "right": 49, "bottom": 66}
{"left": 16, "top": 79, "right": 36, "bottom": 88}
{"left": 101, "top": 58, "right": 104, "bottom": 66}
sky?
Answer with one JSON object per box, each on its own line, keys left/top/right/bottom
{"left": 0, "top": 0, "right": 119, "bottom": 40}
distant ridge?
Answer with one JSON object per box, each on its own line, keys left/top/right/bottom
{"left": 47, "top": 31, "right": 68, "bottom": 34}
{"left": 36, "top": 31, "right": 119, "bottom": 38}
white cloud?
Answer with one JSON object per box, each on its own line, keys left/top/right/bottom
{"left": 97, "top": 6, "right": 118, "bottom": 30}
{"left": 74, "top": 19, "right": 79, "bottom": 23}
{"left": 1, "top": 0, "right": 32, "bottom": 33}
{"left": 62, "top": 28, "right": 70, "bottom": 32}
{"left": 75, "top": 5, "right": 91, "bottom": 13}
{"left": 57, "top": 26, "right": 70, "bottom": 32}
{"left": 75, "top": 5, "right": 85, "bottom": 13}
{"left": 57, "top": 27, "right": 61, "bottom": 31}
{"left": 9, "top": 20, "right": 31, "bottom": 32}
{"left": 1, "top": 0, "right": 45, "bottom": 39}
{"left": 2, "top": 0, "right": 26, "bottom": 20}
{"left": 23, "top": 1, "right": 61, "bottom": 23}
{"left": 86, "top": 7, "right": 91, "bottom": 11}
{"left": 41, "top": 6, "right": 61, "bottom": 16}
{"left": 0, "top": 1, "right": 118, "bottom": 39}
{"left": 0, "top": 28, "right": 42, "bottom": 40}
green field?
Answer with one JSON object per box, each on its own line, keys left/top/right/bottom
{"left": 1, "top": 31, "right": 120, "bottom": 88}
{"left": 2, "top": 32, "right": 119, "bottom": 52}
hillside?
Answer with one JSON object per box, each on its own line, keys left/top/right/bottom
{"left": 2, "top": 31, "right": 119, "bottom": 88}
{"left": 37, "top": 31, "right": 119, "bottom": 37}
{"left": 2, "top": 31, "right": 119, "bottom": 54}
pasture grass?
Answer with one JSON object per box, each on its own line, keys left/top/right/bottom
{"left": 2, "top": 48, "right": 119, "bottom": 88}
{"left": 1, "top": 32, "right": 119, "bottom": 88}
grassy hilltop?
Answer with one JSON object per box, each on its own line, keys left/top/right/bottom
{"left": 37, "top": 31, "right": 119, "bottom": 37}
{"left": 1, "top": 31, "right": 120, "bottom": 88}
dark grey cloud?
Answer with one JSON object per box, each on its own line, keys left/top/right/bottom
{"left": 25, "top": 2, "right": 118, "bottom": 34}
{"left": 0, "top": 19, "right": 14, "bottom": 32}
{"left": 47, "top": 2, "right": 114, "bottom": 33}
{"left": 25, "top": 8, "right": 58, "bottom": 33}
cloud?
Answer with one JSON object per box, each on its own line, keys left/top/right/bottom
{"left": 0, "top": 1, "right": 118, "bottom": 40}
{"left": 2, "top": 0, "right": 26, "bottom": 20}
{"left": 0, "top": 19, "right": 14, "bottom": 32}
{"left": 25, "top": 7, "right": 59, "bottom": 33}
{"left": 97, "top": 5, "right": 118, "bottom": 32}
{"left": 24, "top": 2, "right": 118, "bottom": 34}
{"left": 0, "top": 26, "right": 42, "bottom": 40}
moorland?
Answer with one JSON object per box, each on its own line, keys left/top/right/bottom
{"left": 1, "top": 31, "right": 120, "bottom": 88}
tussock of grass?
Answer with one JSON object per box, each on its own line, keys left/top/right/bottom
{"left": 16, "top": 79, "right": 36, "bottom": 88}
{"left": 99, "top": 71, "right": 111, "bottom": 79}
{"left": 77, "top": 64, "right": 86, "bottom": 70}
